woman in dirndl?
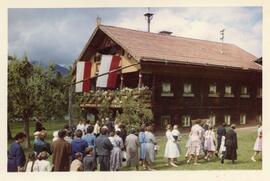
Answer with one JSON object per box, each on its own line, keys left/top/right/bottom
{"left": 109, "top": 131, "right": 123, "bottom": 171}
{"left": 251, "top": 123, "right": 262, "bottom": 162}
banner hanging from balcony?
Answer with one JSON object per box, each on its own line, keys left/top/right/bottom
{"left": 75, "top": 61, "right": 92, "bottom": 92}
{"left": 96, "top": 55, "right": 121, "bottom": 89}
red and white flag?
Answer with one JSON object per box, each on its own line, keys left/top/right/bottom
{"left": 96, "top": 55, "right": 121, "bottom": 89}
{"left": 75, "top": 61, "right": 92, "bottom": 92}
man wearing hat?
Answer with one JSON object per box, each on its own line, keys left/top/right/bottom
{"left": 222, "top": 124, "right": 238, "bottom": 164}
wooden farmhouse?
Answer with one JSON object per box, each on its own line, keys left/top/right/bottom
{"left": 73, "top": 24, "right": 262, "bottom": 129}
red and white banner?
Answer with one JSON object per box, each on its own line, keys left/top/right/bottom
{"left": 96, "top": 55, "right": 121, "bottom": 89}
{"left": 75, "top": 61, "right": 92, "bottom": 92}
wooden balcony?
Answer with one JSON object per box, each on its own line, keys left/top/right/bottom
{"left": 79, "top": 87, "right": 152, "bottom": 109}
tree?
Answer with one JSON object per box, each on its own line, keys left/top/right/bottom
{"left": 32, "top": 64, "right": 69, "bottom": 121}
{"left": 8, "top": 55, "right": 35, "bottom": 148}
{"left": 8, "top": 55, "right": 70, "bottom": 148}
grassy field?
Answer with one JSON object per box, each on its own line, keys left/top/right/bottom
{"left": 9, "top": 120, "right": 262, "bottom": 170}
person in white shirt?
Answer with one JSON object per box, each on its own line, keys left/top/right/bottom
{"left": 164, "top": 124, "right": 179, "bottom": 167}
{"left": 84, "top": 120, "right": 91, "bottom": 135}
{"left": 70, "top": 152, "right": 83, "bottom": 171}
{"left": 251, "top": 123, "right": 262, "bottom": 162}
{"left": 76, "top": 120, "right": 85, "bottom": 133}
{"left": 33, "top": 151, "right": 52, "bottom": 172}
{"left": 25, "top": 152, "right": 38, "bottom": 172}
{"left": 94, "top": 120, "right": 101, "bottom": 137}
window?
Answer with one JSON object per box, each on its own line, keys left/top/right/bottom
{"left": 240, "top": 114, "right": 246, "bottom": 125}
{"left": 225, "top": 86, "right": 231, "bottom": 94}
{"left": 224, "top": 115, "right": 231, "bottom": 125}
{"left": 184, "top": 83, "right": 192, "bottom": 93}
{"left": 209, "top": 114, "right": 216, "bottom": 127}
{"left": 183, "top": 83, "right": 194, "bottom": 97}
{"left": 209, "top": 84, "right": 217, "bottom": 94}
{"left": 161, "top": 82, "right": 174, "bottom": 97}
{"left": 224, "top": 85, "right": 234, "bottom": 97}
{"left": 182, "top": 115, "right": 191, "bottom": 127}
{"left": 240, "top": 86, "right": 250, "bottom": 98}
{"left": 240, "top": 85, "right": 250, "bottom": 98}
{"left": 241, "top": 86, "right": 247, "bottom": 95}
{"left": 257, "top": 87, "right": 262, "bottom": 98}
{"left": 209, "top": 83, "right": 219, "bottom": 97}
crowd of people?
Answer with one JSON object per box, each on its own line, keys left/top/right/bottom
{"left": 163, "top": 119, "right": 262, "bottom": 166}
{"left": 7, "top": 118, "right": 262, "bottom": 172}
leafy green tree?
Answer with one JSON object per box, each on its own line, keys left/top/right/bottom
{"left": 33, "top": 64, "right": 69, "bottom": 121}
{"left": 8, "top": 55, "right": 35, "bottom": 148}
{"left": 8, "top": 55, "right": 70, "bottom": 148}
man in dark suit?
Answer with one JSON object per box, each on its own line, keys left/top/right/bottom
{"left": 217, "top": 122, "right": 227, "bottom": 152}
{"left": 95, "top": 127, "right": 113, "bottom": 171}
{"left": 222, "top": 124, "right": 238, "bottom": 164}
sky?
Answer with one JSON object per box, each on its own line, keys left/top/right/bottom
{"left": 8, "top": 7, "right": 262, "bottom": 66}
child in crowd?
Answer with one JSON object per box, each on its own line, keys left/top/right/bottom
{"left": 171, "top": 125, "right": 181, "bottom": 163}
{"left": 35, "top": 151, "right": 52, "bottom": 172}
{"left": 25, "top": 152, "right": 37, "bottom": 172}
{"left": 219, "top": 133, "right": 226, "bottom": 161}
{"left": 83, "top": 147, "right": 96, "bottom": 171}
{"left": 172, "top": 125, "right": 181, "bottom": 142}
{"left": 64, "top": 130, "right": 73, "bottom": 144}
{"left": 70, "top": 152, "right": 83, "bottom": 171}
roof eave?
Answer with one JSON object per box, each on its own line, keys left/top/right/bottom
{"left": 141, "top": 58, "right": 262, "bottom": 72}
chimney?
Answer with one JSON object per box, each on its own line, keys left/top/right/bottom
{"left": 159, "top": 31, "right": 173, "bottom": 35}
{"left": 96, "top": 16, "right": 101, "bottom": 26}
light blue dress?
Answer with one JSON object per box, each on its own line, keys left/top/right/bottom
{"left": 144, "top": 131, "right": 156, "bottom": 163}
{"left": 139, "top": 132, "right": 146, "bottom": 160}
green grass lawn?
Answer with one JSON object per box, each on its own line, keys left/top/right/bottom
{"left": 151, "top": 127, "right": 262, "bottom": 170}
{"left": 9, "top": 121, "right": 262, "bottom": 170}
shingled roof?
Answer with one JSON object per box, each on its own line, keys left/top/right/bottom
{"left": 80, "top": 25, "right": 262, "bottom": 71}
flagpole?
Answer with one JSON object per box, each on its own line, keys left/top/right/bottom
{"left": 68, "top": 85, "right": 72, "bottom": 127}
{"left": 65, "top": 62, "right": 140, "bottom": 87}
